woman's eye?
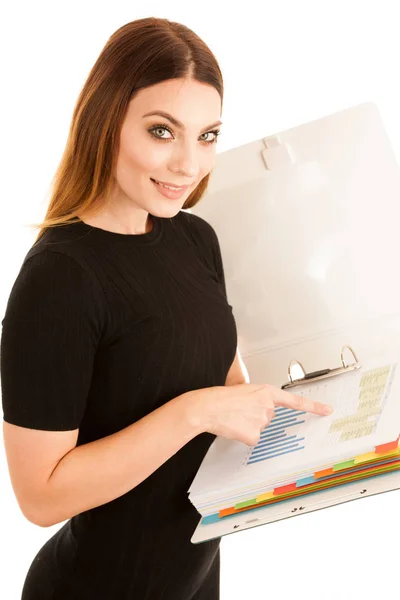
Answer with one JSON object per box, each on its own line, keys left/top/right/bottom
{"left": 199, "top": 132, "right": 213, "bottom": 142}
{"left": 148, "top": 125, "right": 219, "bottom": 144}
{"left": 151, "top": 126, "right": 172, "bottom": 139}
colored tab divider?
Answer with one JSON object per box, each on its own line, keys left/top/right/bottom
{"left": 274, "top": 482, "right": 298, "bottom": 495}
{"left": 229, "top": 455, "right": 400, "bottom": 515}
{"left": 256, "top": 447, "right": 400, "bottom": 504}
{"left": 354, "top": 446, "right": 400, "bottom": 464}
{"left": 263, "top": 450, "right": 400, "bottom": 502}
{"left": 332, "top": 459, "right": 355, "bottom": 471}
{"left": 257, "top": 491, "right": 275, "bottom": 503}
{"left": 216, "top": 459, "right": 400, "bottom": 520}
{"left": 237, "top": 439, "right": 400, "bottom": 512}
{"left": 235, "top": 497, "right": 259, "bottom": 509}
{"left": 375, "top": 436, "right": 400, "bottom": 454}
{"left": 201, "top": 461, "right": 400, "bottom": 525}
{"left": 314, "top": 467, "right": 334, "bottom": 478}
{"left": 354, "top": 451, "right": 380, "bottom": 465}
{"left": 296, "top": 475, "right": 315, "bottom": 487}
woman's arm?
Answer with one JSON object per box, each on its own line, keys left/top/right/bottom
{"left": 41, "top": 349, "right": 247, "bottom": 528}
{"left": 30, "top": 394, "right": 205, "bottom": 528}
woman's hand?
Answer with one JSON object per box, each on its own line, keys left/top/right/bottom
{"left": 185, "top": 382, "right": 333, "bottom": 447}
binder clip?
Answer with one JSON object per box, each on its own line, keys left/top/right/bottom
{"left": 281, "top": 345, "right": 362, "bottom": 389}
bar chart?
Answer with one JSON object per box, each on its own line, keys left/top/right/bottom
{"left": 247, "top": 407, "right": 307, "bottom": 465}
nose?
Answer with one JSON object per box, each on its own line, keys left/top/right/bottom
{"left": 170, "top": 143, "right": 198, "bottom": 180}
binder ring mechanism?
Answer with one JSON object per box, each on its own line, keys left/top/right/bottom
{"left": 281, "top": 345, "right": 362, "bottom": 390}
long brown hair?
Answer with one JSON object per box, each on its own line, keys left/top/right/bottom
{"left": 29, "top": 17, "right": 224, "bottom": 244}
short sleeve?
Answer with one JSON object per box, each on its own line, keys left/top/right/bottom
{"left": 0, "top": 250, "right": 105, "bottom": 431}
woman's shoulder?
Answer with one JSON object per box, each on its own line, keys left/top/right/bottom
{"left": 23, "top": 222, "right": 101, "bottom": 278}
{"left": 174, "top": 210, "right": 218, "bottom": 247}
{"left": 10, "top": 232, "right": 107, "bottom": 330}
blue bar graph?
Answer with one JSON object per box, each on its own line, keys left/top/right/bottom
{"left": 247, "top": 407, "right": 307, "bottom": 465}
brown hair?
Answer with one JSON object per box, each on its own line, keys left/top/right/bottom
{"left": 29, "top": 17, "right": 224, "bottom": 244}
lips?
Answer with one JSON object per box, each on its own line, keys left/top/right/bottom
{"left": 151, "top": 178, "right": 189, "bottom": 189}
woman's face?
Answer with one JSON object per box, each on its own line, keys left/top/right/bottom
{"left": 112, "top": 77, "right": 222, "bottom": 219}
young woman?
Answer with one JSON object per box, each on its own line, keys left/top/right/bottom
{"left": 1, "top": 16, "right": 332, "bottom": 600}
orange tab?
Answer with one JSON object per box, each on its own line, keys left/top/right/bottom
{"left": 219, "top": 507, "right": 236, "bottom": 517}
{"left": 375, "top": 436, "right": 400, "bottom": 454}
{"left": 314, "top": 467, "right": 334, "bottom": 478}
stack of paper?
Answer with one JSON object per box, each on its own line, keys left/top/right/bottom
{"left": 188, "top": 362, "right": 400, "bottom": 526}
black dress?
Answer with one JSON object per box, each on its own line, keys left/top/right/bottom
{"left": 0, "top": 210, "right": 237, "bottom": 599}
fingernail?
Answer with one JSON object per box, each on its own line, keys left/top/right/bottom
{"left": 324, "top": 406, "right": 333, "bottom": 415}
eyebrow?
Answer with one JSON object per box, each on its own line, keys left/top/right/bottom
{"left": 142, "top": 111, "right": 222, "bottom": 133}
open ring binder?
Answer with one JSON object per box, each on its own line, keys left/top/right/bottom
{"left": 189, "top": 102, "right": 400, "bottom": 545}
{"left": 281, "top": 345, "right": 362, "bottom": 389}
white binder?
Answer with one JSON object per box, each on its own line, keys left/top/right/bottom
{"left": 188, "top": 101, "right": 400, "bottom": 544}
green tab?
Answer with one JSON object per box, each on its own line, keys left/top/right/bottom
{"left": 235, "top": 498, "right": 258, "bottom": 509}
{"left": 332, "top": 459, "right": 355, "bottom": 471}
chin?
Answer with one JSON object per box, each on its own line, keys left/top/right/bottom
{"left": 151, "top": 204, "right": 183, "bottom": 217}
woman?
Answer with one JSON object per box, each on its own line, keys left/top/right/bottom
{"left": 1, "top": 16, "right": 237, "bottom": 600}
{"left": 1, "top": 16, "right": 333, "bottom": 599}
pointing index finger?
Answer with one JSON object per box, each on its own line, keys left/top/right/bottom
{"left": 275, "top": 387, "right": 333, "bottom": 416}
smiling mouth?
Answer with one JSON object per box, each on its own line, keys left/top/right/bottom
{"left": 150, "top": 178, "right": 192, "bottom": 190}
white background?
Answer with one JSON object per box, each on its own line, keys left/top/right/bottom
{"left": 1, "top": 1, "right": 399, "bottom": 598}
